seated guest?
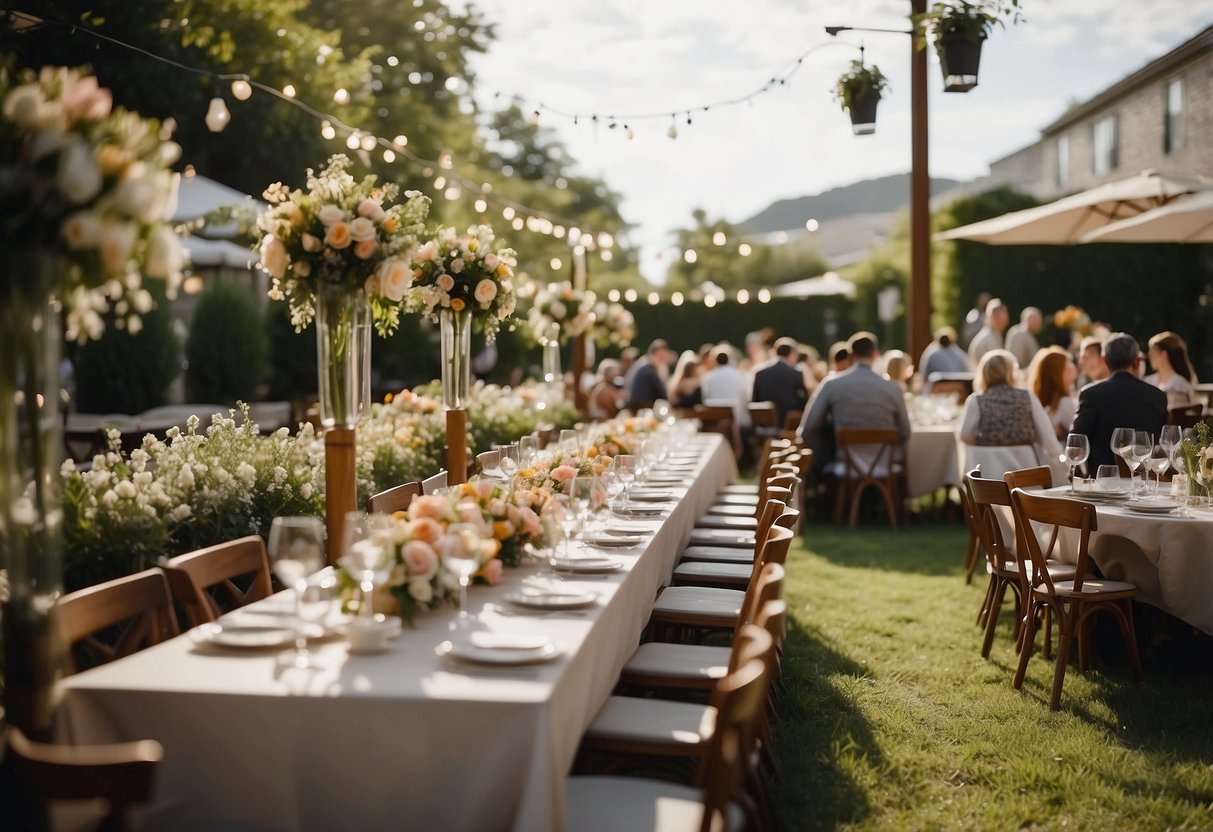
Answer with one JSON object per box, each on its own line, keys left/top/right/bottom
{"left": 958, "top": 350, "right": 1063, "bottom": 483}
{"left": 825, "top": 341, "right": 852, "bottom": 378}
{"left": 799, "top": 332, "right": 911, "bottom": 470}
{"left": 697, "top": 343, "right": 718, "bottom": 373}
{"left": 1145, "top": 331, "right": 1197, "bottom": 409}
{"left": 667, "top": 350, "right": 704, "bottom": 409}
{"left": 701, "top": 344, "right": 751, "bottom": 430}
{"left": 1027, "top": 346, "right": 1078, "bottom": 440}
{"left": 1077, "top": 335, "right": 1108, "bottom": 387}
{"left": 588, "top": 359, "right": 623, "bottom": 420}
{"left": 1072, "top": 333, "right": 1167, "bottom": 472}
{"left": 752, "top": 337, "right": 809, "bottom": 426}
{"left": 881, "top": 350, "right": 913, "bottom": 393}
{"left": 626, "top": 339, "right": 672, "bottom": 410}
{"left": 919, "top": 326, "right": 971, "bottom": 392}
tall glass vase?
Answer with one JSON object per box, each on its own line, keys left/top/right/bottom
{"left": 439, "top": 308, "right": 473, "bottom": 410}
{"left": 1, "top": 252, "right": 66, "bottom": 739}
{"left": 315, "top": 286, "right": 372, "bottom": 429}
{"left": 542, "top": 328, "right": 563, "bottom": 384}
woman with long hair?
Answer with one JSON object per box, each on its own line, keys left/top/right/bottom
{"left": 667, "top": 350, "right": 703, "bottom": 409}
{"left": 1027, "top": 346, "right": 1078, "bottom": 439}
{"left": 1146, "top": 331, "right": 1197, "bottom": 409}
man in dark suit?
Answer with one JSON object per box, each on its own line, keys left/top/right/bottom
{"left": 752, "top": 337, "right": 808, "bottom": 426}
{"left": 1071, "top": 332, "right": 1167, "bottom": 472}
{"left": 626, "top": 338, "right": 672, "bottom": 410}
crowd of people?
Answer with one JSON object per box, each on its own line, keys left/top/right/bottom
{"left": 583, "top": 295, "right": 1202, "bottom": 488}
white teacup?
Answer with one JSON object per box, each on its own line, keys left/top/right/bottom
{"left": 344, "top": 615, "right": 401, "bottom": 653}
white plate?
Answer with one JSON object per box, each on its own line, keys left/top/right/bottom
{"left": 581, "top": 536, "right": 645, "bottom": 548}
{"left": 1124, "top": 501, "right": 1180, "bottom": 514}
{"left": 629, "top": 491, "right": 675, "bottom": 502}
{"left": 504, "top": 590, "right": 598, "bottom": 610}
{"left": 617, "top": 507, "right": 666, "bottom": 516}
{"left": 550, "top": 556, "right": 623, "bottom": 573}
{"left": 604, "top": 523, "right": 651, "bottom": 535}
{"left": 435, "top": 635, "right": 561, "bottom": 666}
{"left": 189, "top": 622, "right": 300, "bottom": 650}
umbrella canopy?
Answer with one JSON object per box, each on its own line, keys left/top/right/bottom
{"left": 1079, "top": 189, "right": 1213, "bottom": 244}
{"left": 772, "top": 271, "right": 856, "bottom": 298}
{"left": 934, "top": 169, "right": 1209, "bottom": 245}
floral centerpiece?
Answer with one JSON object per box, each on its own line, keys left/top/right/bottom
{"left": 0, "top": 66, "right": 185, "bottom": 735}
{"left": 1050, "top": 305, "right": 1094, "bottom": 351}
{"left": 590, "top": 300, "right": 636, "bottom": 349}
{"left": 516, "top": 449, "right": 613, "bottom": 495}
{"left": 1177, "top": 421, "right": 1212, "bottom": 503}
{"left": 527, "top": 281, "right": 597, "bottom": 344}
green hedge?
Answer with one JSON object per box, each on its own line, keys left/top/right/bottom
{"left": 185, "top": 281, "right": 268, "bottom": 404}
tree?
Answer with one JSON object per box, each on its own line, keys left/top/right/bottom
{"left": 664, "top": 210, "right": 828, "bottom": 291}
{"left": 185, "top": 281, "right": 267, "bottom": 404}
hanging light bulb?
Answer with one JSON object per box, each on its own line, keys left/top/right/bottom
{"left": 320, "top": 120, "right": 337, "bottom": 140}
{"left": 230, "top": 78, "right": 252, "bottom": 101}
{"left": 625, "top": 124, "right": 634, "bottom": 141}
{"left": 474, "top": 198, "right": 488, "bottom": 213}
{"left": 383, "top": 149, "right": 396, "bottom": 163}
{"left": 360, "top": 133, "right": 377, "bottom": 151}
{"left": 433, "top": 176, "right": 447, "bottom": 190}
{"left": 205, "top": 96, "right": 231, "bottom": 132}
{"left": 282, "top": 84, "right": 297, "bottom": 98}
{"left": 346, "top": 132, "right": 361, "bottom": 150}
{"left": 666, "top": 120, "right": 678, "bottom": 140}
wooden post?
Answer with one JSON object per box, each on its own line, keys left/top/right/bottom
{"left": 571, "top": 239, "right": 590, "bottom": 413}
{"left": 324, "top": 427, "right": 356, "bottom": 564}
{"left": 446, "top": 408, "right": 469, "bottom": 485}
{"left": 909, "top": 0, "right": 932, "bottom": 361}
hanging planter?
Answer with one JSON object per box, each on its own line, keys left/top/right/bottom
{"left": 834, "top": 59, "right": 889, "bottom": 136}
{"left": 936, "top": 27, "right": 986, "bottom": 92}
{"left": 915, "top": 1, "right": 1022, "bottom": 93}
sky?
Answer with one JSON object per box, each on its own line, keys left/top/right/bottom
{"left": 460, "top": 0, "right": 1213, "bottom": 284}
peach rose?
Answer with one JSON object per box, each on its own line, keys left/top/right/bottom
{"left": 437, "top": 274, "right": 455, "bottom": 293}
{"left": 551, "top": 465, "right": 576, "bottom": 483}
{"left": 407, "top": 517, "right": 443, "bottom": 545}
{"left": 302, "top": 233, "right": 323, "bottom": 252}
{"left": 357, "top": 198, "right": 385, "bottom": 220}
{"left": 354, "top": 239, "right": 378, "bottom": 259}
{"left": 474, "top": 279, "right": 497, "bottom": 304}
{"left": 318, "top": 204, "right": 345, "bottom": 226}
{"left": 492, "top": 520, "right": 515, "bottom": 541}
{"left": 325, "top": 222, "right": 352, "bottom": 249}
{"left": 408, "top": 495, "right": 449, "bottom": 522}
{"left": 349, "top": 216, "right": 376, "bottom": 242}
{"left": 402, "top": 540, "right": 438, "bottom": 580}
{"left": 480, "top": 557, "right": 503, "bottom": 585}
{"left": 415, "top": 240, "right": 437, "bottom": 262}
{"left": 378, "top": 257, "right": 412, "bottom": 302}
{"left": 476, "top": 480, "right": 497, "bottom": 500}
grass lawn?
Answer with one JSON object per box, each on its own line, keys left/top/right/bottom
{"left": 772, "top": 522, "right": 1213, "bottom": 831}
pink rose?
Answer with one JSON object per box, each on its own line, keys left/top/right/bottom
{"left": 520, "top": 507, "right": 542, "bottom": 536}
{"left": 349, "top": 216, "right": 377, "bottom": 242}
{"left": 408, "top": 495, "right": 449, "bottom": 522}
{"left": 402, "top": 540, "right": 438, "bottom": 580}
{"left": 407, "top": 517, "right": 443, "bottom": 545}
{"left": 437, "top": 274, "right": 455, "bottom": 293}
{"left": 415, "top": 240, "right": 437, "bottom": 262}
{"left": 551, "top": 465, "right": 576, "bottom": 483}
{"left": 475, "top": 479, "right": 497, "bottom": 500}
{"left": 481, "top": 558, "right": 503, "bottom": 586}
{"left": 357, "top": 198, "right": 385, "bottom": 220}
{"left": 474, "top": 279, "right": 497, "bottom": 304}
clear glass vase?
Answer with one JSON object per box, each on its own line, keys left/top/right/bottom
{"left": 315, "top": 286, "right": 372, "bottom": 429}
{"left": 1, "top": 251, "right": 66, "bottom": 738}
{"left": 542, "top": 332, "right": 563, "bottom": 384}
{"left": 439, "top": 307, "right": 473, "bottom": 410}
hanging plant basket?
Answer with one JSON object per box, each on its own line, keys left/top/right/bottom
{"left": 835, "top": 59, "right": 888, "bottom": 137}
{"left": 847, "top": 89, "right": 880, "bottom": 135}
{"left": 937, "top": 28, "right": 986, "bottom": 92}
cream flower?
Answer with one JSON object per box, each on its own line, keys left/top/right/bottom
{"left": 354, "top": 239, "right": 378, "bottom": 260}
{"left": 357, "top": 198, "right": 385, "bottom": 220}
{"left": 450, "top": 258, "right": 465, "bottom": 274}
{"left": 378, "top": 257, "right": 412, "bottom": 302}
{"left": 61, "top": 211, "right": 101, "bottom": 250}
{"left": 57, "top": 139, "right": 102, "bottom": 205}
{"left": 301, "top": 233, "right": 323, "bottom": 252}
{"left": 474, "top": 279, "right": 497, "bottom": 304}
{"left": 318, "top": 203, "right": 346, "bottom": 226}
{"left": 407, "top": 577, "right": 434, "bottom": 603}
{"left": 260, "top": 235, "right": 289, "bottom": 279}
{"left": 99, "top": 220, "right": 137, "bottom": 275}
{"left": 415, "top": 240, "right": 437, "bottom": 262}
{"left": 349, "top": 216, "right": 376, "bottom": 242}
{"left": 403, "top": 540, "right": 438, "bottom": 581}
{"left": 145, "top": 225, "right": 184, "bottom": 279}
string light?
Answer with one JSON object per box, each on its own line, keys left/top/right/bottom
{"left": 712, "top": 231, "right": 726, "bottom": 246}
{"left": 333, "top": 88, "right": 350, "bottom": 105}
{"left": 230, "top": 78, "right": 252, "bottom": 101}
{"left": 736, "top": 289, "right": 750, "bottom": 304}
{"left": 550, "top": 258, "right": 562, "bottom": 270}
{"left": 474, "top": 198, "right": 488, "bottom": 212}
{"left": 704, "top": 295, "right": 718, "bottom": 308}
{"left": 607, "top": 289, "right": 621, "bottom": 302}
{"left": 683, "top": 249, "right": 697, "bottom": 264}
{"left": 382, "top": 148, "right": 395, "bottom": 162}
{"left": 671, "top": 292, "right": 684, "bottom": 306}
{"left": 738, "top": 243, "right": 753, "bottom": 256}
{"left": 205, "top": 96, "right": 230, "bottom": 132}
{"left": 647, "top": 292, "right": 660, "bottom": 305}
{"left": 758, "top": 288, "right": 772, "bottom": 303}
{"left": 624, "top": 289, "right": 639, "bottom": 302}
{"left": 282, "top": 84, "right": 296, "bottom": 98}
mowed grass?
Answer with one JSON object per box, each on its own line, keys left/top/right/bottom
{"left": 771, "top": 522, "right": 1213, "bottom": 831}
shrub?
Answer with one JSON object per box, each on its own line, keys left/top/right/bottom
{"left": 185, "top": 281, "right": 268, "bottom": 404}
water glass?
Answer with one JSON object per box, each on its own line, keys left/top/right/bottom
{"left": 267, "top": 516, "right": 326, "bottom": 668}
{"left": 1095, "top": 464, "right": 1120, "bottom": 492}
{"left": 1062, "top": 433, "right": 1089, "bottom": 489}
{"left": 343, "top": 511, "right": 393, "bottom": 620}
{"left": 519, "top": 435, "right": 539, "bottom": 466}
{"left": 614, "top": 455, "right": 637, "bottom": 506}
{"left": 441, "top": 522, "right": 483, "bottom": 630}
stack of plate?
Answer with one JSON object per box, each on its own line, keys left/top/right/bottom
{"left": 435, "top": 632, "right": 561, "bottom": 666}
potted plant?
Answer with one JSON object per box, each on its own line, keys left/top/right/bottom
{"left": 916, "top": 1, "right": 1022, "bottom": 92}
{"left": 834, "top": 60, "right": 889, "bottom": 135}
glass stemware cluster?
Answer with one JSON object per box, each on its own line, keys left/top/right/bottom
{"left": 1110, "top": 426, "right": 1184, "bottom": 500}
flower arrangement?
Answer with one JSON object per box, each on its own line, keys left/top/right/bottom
{"left": 527, "top": 282, "right": 596, "bottom": 344}
{"left": 1177, "top": 421, "right": 1213, "bottom": 500}
{"left": 590, "top": 301, "right": 636, "bottom": 349}
{"left": 516, "top": 449, "right": 613, "bottom": 495}
{"left": 0, "top": 67, "right": 185, "bottom": 341}
{"left": 256, "top": 154, "right": 431, "bottom": 335}
{"left": 1052, "top": 305, "right": 1093, "bottom": 336}
{"left": 410, "top": 224, "right": 518, "bottom": 339}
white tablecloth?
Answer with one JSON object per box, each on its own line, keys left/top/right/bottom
{"left": 906, "top": 424, "right": 963, "bottom": 499}
{"left": 57, "top": 435, "right": 737, "bottom": 832}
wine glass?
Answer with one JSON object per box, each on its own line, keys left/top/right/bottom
{"left": 519, "top": 435, "right": 538, "bottom": 466}
{"left": 440, "top": 523, "right": 482, "bottom": 631}
{"left": 1129, "top": 431, "right": 1153, "bottom": 495}
{"left": 1062, "top": 433, "right": 1089, "bottom": 490}
{"left": 1173, "top": 450, "right": 1191, "bottom": 515}
{"left": 614, "top": 455, "right": 637, "bottom": 507}
{"left": 559, "top": 428, "right": 579, "bottom": 453}
{"left": 600, "top": 468, "right": 625, "bottom": 517}
{"left": 343, "top": 511, "right": 393, "bottom": 621}
{"left": 267, "top": 516, "right": 326, "bottom": 669}
{"left": 1111, "top": 426, "right": 1134, "bottom": 472}
{"left": 1146, "top": 443, "right": 1171, "bottom": 497}
{"left": 498, "top": 443, "right": 520, "bottom": 484}
{"left": 1159, "top": 425, "right": 1182, "bottom": 481}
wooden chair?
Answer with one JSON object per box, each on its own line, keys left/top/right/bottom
{"left": 682, "top": 487, "right": 796, "bottom": 560}
{"left": 781, "top": 409, "right": 803, "bottom": 439}
{"left": 694, "top": 404, "right": 740, "bottom": 459}
{"left": 367, "top": 481, "right": 422, "bottom": 515}
{"left": 421, "top": 469, "right": 448, "bottom": 495}
{"left": 927, "top": 372, "right": 973, "bottom": 402}
{"left": 57, "top": 569, "right": 179, "bottom": 674}
{"left": 1168, "top": 403, "right": 1203, "bottom": 428}
{"left": 833, "top": 428, "right": 904, "bottom": 528}
{"left": 675, "top": 508, "right": 799, "bottom": 589}
{"left": 958, "top": 466, "right": 984, "bottom": 584}
{"left": 566, "top": 654, "right": 771, "bottom": 832}
{"left": 475, "top": 448, "right": 500, "bottom": 475}
{"left": 163, "top": 536, "right": 275, "bottom": 628}
{"left": 1008, "top": 488, "right": 1144, "bottom": 710}
{"left": 747, "top": 402, "right": 780, "bottom": 458}
{"left": 5, "top": 727, "right": 164, "bottom": 832}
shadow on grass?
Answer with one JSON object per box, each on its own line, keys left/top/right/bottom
{"left": 772, "top": 615, "right": 890, "bottom": 832}
{"left": 801, "top": 520, "right": 968, "bottom": 578}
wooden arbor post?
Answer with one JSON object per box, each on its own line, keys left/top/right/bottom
{"left": 571, "top": 243, "right": 590, "bottom": 413}
{"left": 446, "top": 409, "right": 468, "bottom": 485}
{"left": 324, "top": 427, "right": 356, "bottom": 564}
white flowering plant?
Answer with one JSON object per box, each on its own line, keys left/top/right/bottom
{"left": 0, "top": 67, "right": 185, "bottom": 341}
{"left": 590, "top": 300, "right": 636, "bottom": 349}
{"left": 409, "top": 224, "right": 518, "bottom": 339}
{"left": 256, "top": 154, "right": 431, "bottom": 336}
{"left": 527, "top": 282, "right": 596, "bottom": 344}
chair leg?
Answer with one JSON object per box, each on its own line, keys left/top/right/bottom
{"left": 1050, "top": 606, "right": 1078, "bottom": 710}
{"left": 1013, "top": 598, "right": 1038, "bottom": 691}
{"left": 981, "top": 579, "right": 1008, "bottom": 659}
{"left": 963, "top": 530, "right": 980, "bottom": 585}
{"left": 1042, "top": 606, "right": 1053, "bottom": 661}
{"left": 1123, "top": 601, "right": 1145, "bottom": 684}
{"left": 881, "top": 482, "right": 899, "bottom": 529}
{"left": 977, "top": 574, "right": 996, "bottom": 628}
{"left": 848, "top": 484, "right": 863, "bottom": 529}
{"left": 1077, "top": 617, "right": 1089, "bottom": 673}
{"left": 833, "top": 481, "right": 847, "bottom": 524}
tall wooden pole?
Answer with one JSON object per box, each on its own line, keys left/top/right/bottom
{"left": 446, "top": 409, "right": 468, "bottom": 484}
{"left": 909, "top": 0, "right": 932, "bottom": 361}
{"left": 324, "top": 428, "right": 356, "bottom": 563}
{"left": 571, "top": 245, "right": 589, "bottom": 413}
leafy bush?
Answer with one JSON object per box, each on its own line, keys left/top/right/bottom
{"left": 185, "top": 281, "right": 268, "bottom": 404}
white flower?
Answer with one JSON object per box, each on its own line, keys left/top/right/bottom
{"left": 177, "top": 465, "right": 195, "bottom": 490}
{"left": 57, "top": 139, "right": 102, "bottom": 205}
{"left": 112, "top": 174, "right": 157, "bottom": 220}
{"left": 357, "top": 198, "right": 385, "bottom": 221}
{"left": 99, "top": 220, "right": 137, "bottom": 275}
{"left": 236, "top": 463, "right": 256, "bottom": 486}
{"left": 484, "top": 253, "right": 500, "bottom": 270}
{"left": 300, "top": 482, "right": 313, "bottom": 499}
{"left": 61, "top": 211, "right": 101, "bottom": 250}
{"left": 407, "top": 577, "right": 434, "bottom": 603}
{"left": 415, "top": 240, "right": 437, "bottom": 262}
{"left": 102, "top": 490, "right": 118, "bottom": 506}
{"left": 318, "top": 204, "right": 346, "bottom": 226}
{"left": 450, "top": 258, "right": 465, "bottom": 274}
{"left": 260, "top": 235, "right": 289, "bottom": 279}
{"left": 145, "top": 225, "right": 184, "bottom": 278}
{"left": 378, "top": 257, "right": 412, "bottom": 302}
{"left": 170, "top": 504, "right": 192, "bottom": 522}
{"left": 3, "top": 83, "right": 43, "bottom": 128}
{"left": 474, "top": 279, "right": 497, "bottom": 304}
{"left": 349, "top": 216, "right": 376, "bottom": 243}
{"left": 550, "top": 300, "right": 567, "bottom": 320}
{"left": 301, "top": 233, "right": 323, "bottom": 252}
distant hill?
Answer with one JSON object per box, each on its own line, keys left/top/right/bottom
{"left": 740, "top": 173, "right": 965, "bottom": 234}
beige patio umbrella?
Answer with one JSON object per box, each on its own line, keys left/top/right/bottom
{"left": 1079, "top": 188, "right": 1213, "bottom": 244}
{"left": 934, "top": 169, "right": 1209, "bottom": 244}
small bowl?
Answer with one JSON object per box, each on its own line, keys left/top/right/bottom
{"left": 342, "top": 615, "right": 402, "bottom": 653}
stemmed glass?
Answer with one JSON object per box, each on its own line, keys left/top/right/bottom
{"left": 559, "top": 429, "right": 579, "bottom": 453}
{"left": 614, "top": 455, "right": 637, "bottom": 509}
{"left": 441, "top": 522, "right": 482, "bottom": 631}
{"left": 1146, "top": 443, "right": 1172, "bottom": 497}
{"left": 1173, "top": 451, "right": 1192, "bottom": 515}
{"left": 600, "top": 468, "right": 625, "bottom": 517}
{"left": 519, "top": 435, "right": 539, "bottom": 466}
{"left": 1062, "top": 433, "right": 1089, "bottom": 491}
{"left": 557, "top": 477, "right": 592, "bottom": 558}
{"left": 343, "top": 511, "right": 393, "bottom": 621}
{"left": 1159, "top": 425, "right": 1182, "bottom": 491}
{"left": 1111, "top": 427, "right": 1134, "bottom": 477}
{"left": 267, "top": 516, "right": 326, "bottom": 669}
{"left": 1129, "top": 431, "right": 1153, "bottom": 496}
{"left": 498, "top": 443, "right": 520, "bottom": 486}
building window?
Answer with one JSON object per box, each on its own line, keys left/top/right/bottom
{"left": 1056, "top": 135, "right": 1069, "bottom": 188}
{"left": 1093, "top": 114, "right": 1118, "bottom": 175}
{"left": 1165, "top": 77, "right": 1184, "bottom": 154}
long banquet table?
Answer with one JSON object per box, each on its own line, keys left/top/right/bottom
{"left": 57, "top": 434, "right": 737, "bottom": 832}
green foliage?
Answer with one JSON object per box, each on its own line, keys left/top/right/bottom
{"left": 185, "top": 281, "right": 268, "bottom": 404}
{"left": 72, "top": 285, "right": 180, "bottom": 413}
{"left": 264, "top": 299, "right": 317, "bottom": 402}
{"left": 834, "top": 61, "right": 889, "bottom": 112}
{"left": 913, "top": 1, "right": 1024, "bottom": 47}
{"left": 664, "top": 209, "right": 829, "bottom": 291}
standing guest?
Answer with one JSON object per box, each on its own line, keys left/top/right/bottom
{"left": 588, "top": 359, "right": 623, "bottom": 420}
{"left": 1071, "top": 333, "right": 1167, "bottom": 472}
{"left": 1005, "top": 306, "right": 1043, "bottom": 370}
{"left": 1027, "top": 346, "right": 1078, "bottom": 440}
{"left": 958, "top": 350, "right": 1063, "bottom": 482}
{"left": 701, "top": 344, "right": 751, "bottom": 430}
{"left": 667, "top": 350, "right": 704, "bottom": 409}
{"left": 961, "top": 291, "right": 993, "bottom": 349}
{"left": 626, "top": 339, "right": 672, "bottom": 410}
{"left": 881, "top": 350, "right": 913, "bottom": 393}
{"left": 799, "top": 332, "right": 911, "bottom": 468}
{"left": 752, "top": 337, "right": 809, "bottom": 426}
{"left": 919, "top": 326, "right": 971, "bottom": 392}
{"left": 1145, "top": 331, "right": 1197, "bottom": 409}
{"left": 968, "top": 298, "right": 1009, "bottom": 366}
{"left": 1077, "top": 335, "right": 1108, "bottom": 386}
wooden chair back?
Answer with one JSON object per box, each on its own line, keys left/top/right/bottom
{"left": 782, "top": 410, "right": 803, "bottom": 435}
{"left": 163, "top": 536, "right": 274, "bottom": 628}
{"left": 695, "top": 404, "right": 740, "bottom": 456}
{"left": 738, "top": 560, "right": 786, "bottom": 635}
{"left": 964, "top": 472, "right": 1016, "bottom": 572}
{"left": 697, "top": 656, "right": 771, "bottom": 832}
{"left": 742, "top": 531, "right": 791, "bottom": 616}
{"left": 6, "top": 727, "right": 163, "bottom": 832}
{"left": 537, "top": 425, "right": 556, "bottom": 448}
{"left": 1002, "top": 467, "right": 1059, "bottom": 560}
{"left": 958, "top": 466, "right": 983, "bottom": 581}
{"left": 835, "top": 427, "right": 903, "bottom": 527}
{"left": 57, "top": 569, "right": 179, "bottom": 674}
{"left": 1168, "top": 403, "right": 1203, "bottom": 428}
{"left": 476, "top": 449, "right": 501, "bottom": 474}
{"left": 421, "top": 470, "right": 448, "bottom": 495}
{"left": 748, "top": 401, "right": 778, "bottom": 430}
{"left": 367, "top": 481, "right": 421, "bottom": 515}
{"left": 1009, "top": 488, "right": 1096, "bottom": 595}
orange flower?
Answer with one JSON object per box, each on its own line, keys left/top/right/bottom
{"left": 384, "top": 392, "right": 394, "bottom": 404}
{"left": 451, "top": 298, "right": 466, "bottom": 312}
{"left": 382, "top": 217, "right": 398, "bottom": 233}
{"left": 586, "top": 446, "right": 599, "bottom": 457}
